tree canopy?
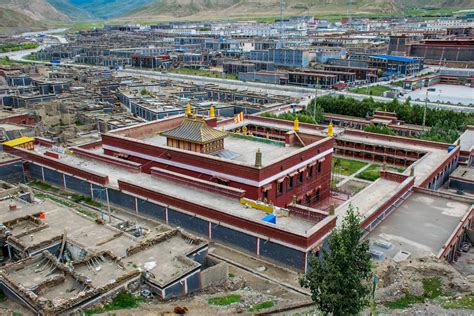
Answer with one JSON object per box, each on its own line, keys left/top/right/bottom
{"left": 300, "top": 205, "right": 372, "bottom": 315}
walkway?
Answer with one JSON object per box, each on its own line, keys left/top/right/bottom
{"left": 336, "top": 163, "right": 373, "bottom": 188}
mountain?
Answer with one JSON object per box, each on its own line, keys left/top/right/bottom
{"left": 0, "top": 0, "right": 70, "bottom": 23}
{"left": 1, "top": 0, "right": 473, "bottom": 26}
{"left": 122, "top": 0, "right": 474, "bottom": 20}
{"left": 0, "top": 8, "right": 44, "bottom": 28}
{"left": 48, "top": 0, "right": 157, "bottom": 19}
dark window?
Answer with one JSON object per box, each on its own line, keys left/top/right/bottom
{"left": 217, "top": 179, "right": 229, "bottom": 186}
{"left": 299, "top": 171, "right": 304, "bottom": 184}
{"left": 287, "top": 176, "right": 294, "bottom": 190}
{"left": 277, "top": 181, "right": 284, "bottom": 196}
{"left": 263, "top": 190, "right": 269, "bottom": 200}
{"left": 308, "top": 166, "right": 313, "bottom": 178}
{"left": 315, "top": 188, "right": 320, "bottom": 202}
{"left": 317, "top": 161, "right": 322, "bottom": 174}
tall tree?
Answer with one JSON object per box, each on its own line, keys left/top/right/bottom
{"left": 300, "top": 205, "right": 372, "bottom": 315}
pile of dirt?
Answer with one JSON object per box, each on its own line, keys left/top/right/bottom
{"left": 374, "top": 257, "right": 473, "bottom": 303}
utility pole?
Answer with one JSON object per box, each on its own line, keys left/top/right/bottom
{"left": 279, "top": 0, "right": 285, "bottom": 48}
{"left": 348, "top": 0, "right": 352, "bottom": 24}
{"left": 313, "top": 87, "right": 317, "bottom": 119}
{"left": 423, "top": 90, "right": 428, "bottom": 127}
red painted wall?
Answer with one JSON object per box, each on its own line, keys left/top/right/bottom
{"left": 101, "top": 133, "right": 333, "bottom": 207}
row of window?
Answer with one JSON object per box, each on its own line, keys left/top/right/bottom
{"left": 274, "top": 161, "right": 323, "bottom": 196}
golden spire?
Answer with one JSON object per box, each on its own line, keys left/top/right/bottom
{"left": 327, "top": 121, "right": 334, "bottom": 137}
{"left": 293, "top": 116, "right": 299, "bottom": 131}
{"left": 185, "top": 102, "right": 191, "bottom": 115}
{"left": 210, "top": 104, "right": 215, "bottom": 118}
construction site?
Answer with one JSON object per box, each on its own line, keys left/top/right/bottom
{"left": 0, "top": 181, "right": 227, "bottom": 315}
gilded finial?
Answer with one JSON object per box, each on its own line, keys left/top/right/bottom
{"left": 327, "top": 121, "right": 334, "bottom": 137}
{"left": 185, "top": 102, "right": 191, "bottom": 115}
{"left": 210, "top": 104, "right": 215, "bottom": 118}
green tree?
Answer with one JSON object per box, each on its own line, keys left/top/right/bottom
{"left": 308, "top": 101, "right": 324, "bottom": 124}
{"left": 300, "top": 205, "right": 372, "bottom": 315}
{"left": 363, "top": 124, "right": 395, "bottom": 135}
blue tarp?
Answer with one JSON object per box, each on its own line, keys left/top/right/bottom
{"left": 262, "top": 214, "right": 276, "bottom": 224}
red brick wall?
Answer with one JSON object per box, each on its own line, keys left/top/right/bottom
{"left": 287, "top": 204, "right": 328, "bottom": 223}
{"left": 380, "top": 170, "right": 409, "bottom": 183}
{"left": 0, "top": 113, "right": 36, "bottom": 126}
{"left": 344, "top": 129, "right": 451, "bottom": 151}
{"left": 101, "top": 133, "right": 334, "bottom": 207}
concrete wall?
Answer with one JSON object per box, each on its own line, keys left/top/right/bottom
{"left": 0, "top": 160, "right": 23, "bottom": 183}
{"left": 200, "top": 261, "right": 229, "bottom": 288}
{"left": 449, "top": 178, "right": 474, "bottom": 194}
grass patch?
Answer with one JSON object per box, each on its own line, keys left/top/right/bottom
{"left": 0, "top": 57, "right": 30, "bottom": 66}
{"left": 34, "top": 192, "right": 98, "bottom": 219}
{"left": 385, "top": 293, "right": 425, "bottom": 309}
{"left": 423, "top": 277, "right": 443, "bottom": 299}
{"left": 332, "top": 157, "right": 367, "bottom": 176}
{"left": 330, "top": 177, "right": 342, "bottom": 188}
{"left": 0, "top": 42, "right": 39, "bottom": 53}
{"left": 385, "top": 277, "right": 449, "bottom": 309}
{"left": 208, "top": 294, "right": 241, "bottom": 306}
{"left": 349, "top": 85, "right": 393, "bottom": 97}
{"left": 71, "top": 194, "right": 102, "bottom": 208}
{"left": 0, "top": 289, "right": 6, "bottom": 302}
{"left": 69, "top": 21, "right": 105, "bottom": 32}
{"left": 356, "top": 164, "right": 380, "bottom": 181}
{"left": 29, "top": 180, "right": 59, "bottom": 192}
{"left": 441, "top": 295, "right": 474, "bottom": 310}
{"left": 356, "top": 164, "right": 405, "bottom": 182}
{"left": 248, "top": 300, "right": 274, "bottom": 312}
{"left": 391, "top": 80, "right": 404, "bottom": 87}
{"left": 84, "top": 291, "right": 141, "bottom": 315}
{"left": 228, "top": 273, "right": 235, "bottom": 278}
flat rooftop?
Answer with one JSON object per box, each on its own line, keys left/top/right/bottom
{"left": 141, "top": 133, "right": 301, "bottom": 166}
{"left": 36, "top": 145, "right": 316, "bottom": 236}
{"left": 368, "top": 192, "right": 472, "bottom": 259}
{"left": 126, "top": 235, "right": 201, "bottom": 286}
{"left": 0, "top": 152, "right": 21, "bottom": 163}
{"left": 459, "top": 128, "right": 474, "bottom": 152}
{"left": 0, "top": 123, "right": 27, "bottom": 132}
{"left": 450, "top": 166, "right": 474, "bottom": 182}
{"left": 403, "top": 84, "right": 474, "bottom": 106}
{"left": 335, "top": 178, "right": 402, "bottom": 226}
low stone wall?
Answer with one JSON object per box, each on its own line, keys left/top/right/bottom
{"left": 200, "top": 260, "right": 229, "bottom": 288}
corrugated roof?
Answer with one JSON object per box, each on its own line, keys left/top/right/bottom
{"left": 370, "top": 55, "right": 417, "bottom": 63}
{"left": 161, "top": 118, "right": 227, "bottom": 144}
{"left": 2, "top": 136, "right": 34, "bottom": 147}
